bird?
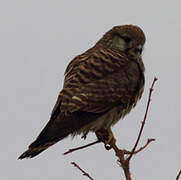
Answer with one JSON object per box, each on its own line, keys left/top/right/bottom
{"left": 18, "top": 24, "right": 146, "bottom": 159}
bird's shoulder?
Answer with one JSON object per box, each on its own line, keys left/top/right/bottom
{"left": 64, "top": 47, "right": 130, "bottom": 88}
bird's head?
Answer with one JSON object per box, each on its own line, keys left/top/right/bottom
{"left": 97, "top": 25, "right": 146, "bottom": 59}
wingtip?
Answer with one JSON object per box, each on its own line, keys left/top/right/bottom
{"left": 18, "top": 147, "right": 44, "bottom": 160}
{"left": 18, "top": 149, "right": 33, "bottom": 160}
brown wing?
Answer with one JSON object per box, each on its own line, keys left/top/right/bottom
{"left": 59, "top": 48, "right": 142, "bottom": 114}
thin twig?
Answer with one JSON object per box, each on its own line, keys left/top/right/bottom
{"left": 133, "top": 138, "right": 155, "bottom": 154}
{"left": 122, "top": 138, "right": 155, "bottom": 155}
{"left": 109, "top": 139, "right": 155, "bottom": 179}
{"left": 127, "top": 77, "right": 158, "bottom": 161}
{"left": 64, "top": 140, "right": 100, "bottom": 155}
{"left": 176, "top": 169, "right": 181, "bottom": 180}
{"left": 71, "top": 162, "right": 94, "bottom": 180}
{"left": 109, "top": 140, "right": 131, "bottom": 180}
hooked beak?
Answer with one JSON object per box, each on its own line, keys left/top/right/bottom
{"left": 135, "top": 45, "right": 143, "bottom": 54}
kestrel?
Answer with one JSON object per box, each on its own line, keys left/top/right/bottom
{"left": 19, "top": 25, "right": 145, "bottom": 159}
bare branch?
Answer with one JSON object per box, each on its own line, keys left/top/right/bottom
{"left": 107, "top": 138, "right": 155, "bottom": 180}
{"left": 127, "top": 77, "right": 158, "bottom": 161}
{"left": 108, "top": 140, "right": 131, "bottom": 180}
{"left": 71, "top": 162, "right": 94, "bottom": 180}
{"left": 133, "top": 138, "right": 155, "bottom": 154}
{"left": 64, "top": 140, "right": 100, "bottom": 155}
{"left": 176, "top": 169, "right": 181, "bottom": 180}
{"left": 122, "top": 138, "right": 155, "bottom": 155}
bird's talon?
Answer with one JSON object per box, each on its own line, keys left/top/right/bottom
{"left": 104, "top": 144, "right": 112, "bottom": 150}
{"left": 81, "top": 131, "right": 88, "bottom": 140}
{"left": 95, "top": 128, "right": 116, "bottom": 145}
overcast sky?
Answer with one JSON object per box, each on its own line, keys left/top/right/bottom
{"left": 1, "top": 0, "right": 181, "bottom": 180}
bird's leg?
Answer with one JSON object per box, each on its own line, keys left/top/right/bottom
{"left": 95, "top": 128, "right": 116, "bottom": 150}
{"left": 107, "top": 128, "right": 116, "bottom": 144}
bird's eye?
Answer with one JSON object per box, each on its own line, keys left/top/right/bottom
{"left": 123, "top": 36, "right": 131, "bottom": 43}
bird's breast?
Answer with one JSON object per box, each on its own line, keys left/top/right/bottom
{"left": 76, "top": 106, "right": 124, "bottom": 135}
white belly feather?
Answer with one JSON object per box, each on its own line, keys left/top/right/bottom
{"left": 76, "top": 107, "right": 124, "bottom": 135}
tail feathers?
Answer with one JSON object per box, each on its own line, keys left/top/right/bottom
{"left": 18, "top": 110, "right": 107, "bottom": 159}
{"left": 18, "top": 141, "right": 56, "bottom": 159}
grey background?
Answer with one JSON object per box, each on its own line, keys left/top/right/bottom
{"left": 1, "top": 0, "right": 181, "bottom": 179}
